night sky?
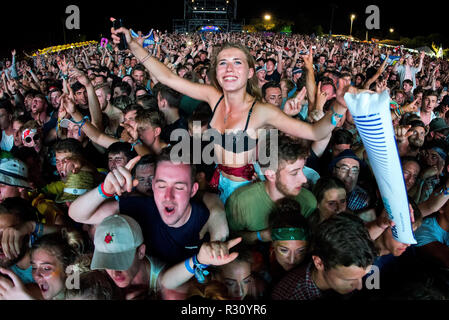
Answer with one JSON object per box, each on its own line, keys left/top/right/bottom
{"left": 1, "top": 0, "right": 448, "bottom": 58}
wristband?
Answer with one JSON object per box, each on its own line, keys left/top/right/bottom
{"left": 139, "top": 53, "right": 152, "bottom": 64}
{"left": 98, "top": 183, "right": 114, "bottom": 199}
{"left": 192, "top": 255, "right": 209, "bottom": 284}
{"left": 442, "top": 185, "right": 449, "bottom": 196}
{"left": 257, "top": 231, "right": 263, "bottom": 241}
{"left": 185, "top": 257, "right": 195, "bottom": 274}
{"left": 131, "top": 139, "right": 142, "bottom": 151}
{"left": 78, "top": 116, "right": 90, "bottom": 136}
{"left": 330, "top": 105, "right": 343, "bottom": 126}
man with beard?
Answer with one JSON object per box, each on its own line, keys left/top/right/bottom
{"left": 396, "top": 119, "right": 427, "bottom": 157}
{"left": 132, "top": 65, "right": 151, "bottom": 92}
{"left": 94, "top": 83, "right": 124, "bottom": 137}
{"left": 225, "top": 135, "right": 317, "bottom": 244}
{"left": 330, "top": 149, "right": 369, "bottom": 212}
{"left": 427, "top": 118, "right": 449, "bottom": 145}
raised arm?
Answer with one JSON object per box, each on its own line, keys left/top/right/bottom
{"left": 69, "top": 156, "right": 141, "bottom": 224}
{"left": 159, "top": 237, "right": 241, "bottom": 290}
{"left": 363, "top": 56, "right": 388, "bottom": 89}
{"left": 61, "top": 93, "right": 117, "bottom": 148}
{"left": 111, "top": 22, "right": 219, "bottom": 107}
{"left": 300, "top": 46, "right": 317, "bottom": 108}
{"left": 265, "top": 79, "right": 351, "bottom": 141}
{"left": 68, "top": 68, "right": 103, "bottom": 131}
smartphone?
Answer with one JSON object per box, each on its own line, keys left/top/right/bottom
{"left": 112, "top": 18, "right": 128, "bottom": 51}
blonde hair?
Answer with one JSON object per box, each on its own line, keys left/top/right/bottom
{"left": 32, "top": 228, "right": 88, "bottom": 270}
{"left": 210, "top": 42, "right": 262, "bottom": 102}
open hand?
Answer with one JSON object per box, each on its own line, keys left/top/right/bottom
{"left": 196, "top": 237, "right": 242, "bottom": 266}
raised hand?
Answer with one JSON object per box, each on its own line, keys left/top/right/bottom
{"left": 402, "top": 99, "right": 419, "bottom": 113}
{"left": 68, "top": 68, "right": 90, "bottom": 87}
{"left": 300, "top": 46, "right": 314, "bottom": 69}
{"left": 103, "top": 156, "right": 141, "bottom": 196}
{"left": 110, "top": 18, "right": 135, "bottom": 48}
{"left": 283, "top": 86, "right": 307, "bottom": 116}
{"left": 375, "top": 78, "right": 388, "bottom": 94}
{"left": 196, "top": 237, "right": 242, "bottom": 266}
{"left": 394, "top": 125, "right": 413, "bottom": 144}
{"left": 315, "top": 81, "right": 329, "bottom": 111}
{"left": 0, "top": 268, "right": 33, "bottom": 300}
{"left": 60, "top": 92, "right": 76, "bottom": 115}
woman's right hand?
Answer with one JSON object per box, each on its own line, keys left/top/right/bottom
{"left": 110, "top": 18, "right": 135, "bottom": 48}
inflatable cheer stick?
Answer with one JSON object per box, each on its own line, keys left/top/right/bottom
{"left": 344, "top": 90, "right": 416, "bottom": 244}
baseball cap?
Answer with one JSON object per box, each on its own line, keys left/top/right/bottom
{"left": 59, "top": 118, "right": 78, "bottom": 128}
{"left": 429, "top": 118, "right": 449, "bottom": 133}
{"left": 328, "top": 149, "right": 365, "bottom": 173}
{"left": 91, "top": 215, "right": 144, "bottom": 271}
{"left": 292, "top": 67, "right": 303, "bottom": 75}
{"left": 0, "top": 157, "right": 30, "bottom": 188}
{"left": 256, "top": 66, "right": 266, "bottom": 73}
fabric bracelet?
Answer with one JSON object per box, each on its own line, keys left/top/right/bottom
{"left": 98, "top": 183, "right": 114, "bottom": 199}
{"left": 192, "top": 255, "right": 209, "bottom": 283}
{"left": 330, "top": 106, "right": 343, "bottom": 126}
{"left": 139, "top": 53, "right": 152, "bottom": 64}
{"left": 271, "top": 227, "right": 307, "bottom": 241}
{"left": 256, "top": 231, "right": 263, "bottom": 241}
{"left": 185, "top": 258, "right": 195, "bottom": 274}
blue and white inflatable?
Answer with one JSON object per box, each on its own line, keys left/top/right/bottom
{"left": 344, "top": 90, "right": 416, "bottom": 244}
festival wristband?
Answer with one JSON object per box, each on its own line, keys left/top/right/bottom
{"left": 98, "top": 183, "right": 114, "bottom": 199}
{"left": 131, "top": 139, "right": 142, "bottom": 151}
{"left": 139, "top": 53, "right": 152, "bottom": 64}
{"left": 185, "top": 257, "right": 195, "bottom": 274}
{"left": 330, "top": 106, "right": 343, "bottom": 126}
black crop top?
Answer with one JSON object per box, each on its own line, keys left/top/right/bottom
{"left": 206, "top": 95, "right": 258, "bottom": 154}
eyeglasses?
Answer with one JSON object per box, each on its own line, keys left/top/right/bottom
{"left": 335, "top": 165, "right": 360, "bottom": 176}
{"left": 24, "top": 134, "right": 41, "bottom": 143}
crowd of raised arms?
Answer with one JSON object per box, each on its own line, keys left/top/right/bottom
{"left": 0, "top": 23, "right": 448, "bottom": 301}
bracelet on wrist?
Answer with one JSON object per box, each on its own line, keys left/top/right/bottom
{"left": 139, "top": 53, "right": 152, "bottom": 64}
{"left": 98, "top": 183, "right": 114, "bottom": 199}
{"left": 257, "top": 231, "right": 263, "bottom": 241}
{"left": 192, "top": 255, "right": 209, "bottom": 283}
{"left": 185, "top": 257, "right": 195, "bottom": 274}
{"left": 330, "top": 105, "right": 344, "bottom": 126}
{"left": 131, "top": 139, "right": 142, "bottom": 151}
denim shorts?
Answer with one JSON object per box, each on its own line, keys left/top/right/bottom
{"left": 217, "top": 162, "right": 265, "bottom": 204}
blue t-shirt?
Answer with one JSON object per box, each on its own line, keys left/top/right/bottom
{"left": 10, "top": 264, "right": 35, "bottom": 284}
{"left": 415, "top": 215, "right": 449, "bottom": 247}
{"left": 119, "top": 196, "right": 210, "bottom": 264}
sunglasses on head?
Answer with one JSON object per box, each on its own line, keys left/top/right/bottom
{"left": 24, "top": 134, "right": 40, "bottom": 143}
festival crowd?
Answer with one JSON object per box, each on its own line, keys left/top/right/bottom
{"left": 0, "top": 22, "right": 448, "bottom": 300}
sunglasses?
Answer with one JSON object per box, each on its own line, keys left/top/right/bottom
{"left": 24, "top": 134, "right": 41, "bottom": 143}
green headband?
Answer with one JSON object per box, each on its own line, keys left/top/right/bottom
{"left": 271, "top": 227, "right": 307, "bottom": 241}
